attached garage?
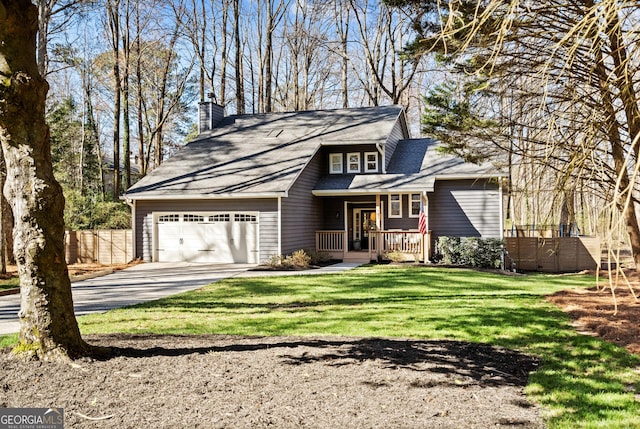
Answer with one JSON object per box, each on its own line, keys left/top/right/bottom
{"left": 154, "top": 212, "right": 259, "bottom": 263}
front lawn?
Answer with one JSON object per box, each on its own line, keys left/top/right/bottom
{"left": 0, "top": 277, "right": 19, "bottom": 292}
{"left": 4, "top": 265, "right": 640, "bottom": 427}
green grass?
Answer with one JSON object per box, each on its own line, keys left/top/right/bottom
{"left": 0, "top": 277, "right": 19, "bottom": 291}
{"left": 3, "top": 265, "right": 640, "bottom": 427}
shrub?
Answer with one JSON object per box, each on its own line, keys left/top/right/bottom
{"left": 305, "top": 249, "right": 331, "bottom": 265}
{"left": 266, "top": 250, "right": 312, "bottom": 269}
{"left": 267, "top": 254, "right": 284, "bottom": 268}
{"left": 436, "top": 236, "right": 503, "bottom": 269}
{"left": 288, "top": 249, "right": 312, "bottom": 268}
{"left": 385, "top": 250, "right": 406, "bottom": 263}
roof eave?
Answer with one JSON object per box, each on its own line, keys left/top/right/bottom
{"left": 121, "top": 191, "right": 287, "bottom": 201}
{"left": 312, "top": 187, "right": 432, "bottom": 196}
{"left": 434, "top": 173, "right": 507, "bottom": 180}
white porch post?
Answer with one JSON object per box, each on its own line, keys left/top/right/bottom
{"left": 343, "top": 200, "right": 348, "bottom": 258}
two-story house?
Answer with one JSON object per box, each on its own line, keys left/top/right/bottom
{"left": 123, "top": 103, "right": 504, "bottom": 264}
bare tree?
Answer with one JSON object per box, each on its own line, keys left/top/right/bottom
{"left": 121, "top": 0, "right": 132, "bottom": 188}
{"left": 106, "top": 0, "right": 121, "bottom": 199}
{"left": 350, "top": 0, "right": 419, "bottom": 106}
{"left": 36, "top": 0, "right": 88, "bottom": 76}
{"left": 390, "top": 0, "right": 640, "bottom": 270}
{"left": 333, "top": 0, "right": 350, "bottom": 108}
{"left": 233, "top": 0, "right": 245, "bottom": 114}
{"left": 0, "top": 0, "right": 88, "bottom": 360}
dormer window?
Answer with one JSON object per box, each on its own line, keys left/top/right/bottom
{"left": 365, "top": 152, "right": 378, "bottom": 172}
{"left": 347, "top": 153, "right": 361, "bottom": 173}
{"left": 330, "top": 153, "right": 343, "bottom": 174}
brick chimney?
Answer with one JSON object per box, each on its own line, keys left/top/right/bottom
{"left": 198, "top": 102, "right": 224, "bottom": 133}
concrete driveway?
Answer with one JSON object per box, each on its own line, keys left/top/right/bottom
{"left": 0, "top": 262, "right": 254, "bottom": 335}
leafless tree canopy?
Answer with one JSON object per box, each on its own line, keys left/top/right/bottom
{"left": 390, "top": 0, "right": 640, "bottom": 269}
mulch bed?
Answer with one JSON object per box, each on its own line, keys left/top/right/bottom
{"left": 0, "top": 335, "right": 544, "bottom": 428}
{"left": 547, "top": 269, "right": 640, "bottom": 355}
{"left": 3, "top": 268, "right": 640, "bottom": 427}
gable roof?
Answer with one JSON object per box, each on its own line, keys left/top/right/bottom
{"left": 124, "top": 105, "right": 406, "bottom": 200}
{"left": 312, "top": 138, "right": 504, "bottom": 195}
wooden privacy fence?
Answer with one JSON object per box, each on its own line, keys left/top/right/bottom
{"left": 504, "top": 236, "right": 600, "bottom": 272}
{"left": 65, "top": 230, "right": 133, "bottom": 265}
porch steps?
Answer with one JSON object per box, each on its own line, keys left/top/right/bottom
{"left": 342, "top": 252, "right": 372, "bottom": 263}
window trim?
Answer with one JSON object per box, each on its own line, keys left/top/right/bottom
{"left": 388, "top": 193, "right": 402, "bottom": 218}
{"left": 364, "top": 151, "right": 378, "bottom": 173}
{"left": 329, "top": 153, "right": 343, "bottom": 174}
{"left": 347, "top": 152, "right": 361, "bottom": 173}
{"left": 409, "top": 193, "right": 421, "bottom": 218}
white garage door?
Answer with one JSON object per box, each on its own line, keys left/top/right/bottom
{"left": 156, "top": 212, "right": 259, "bottom": 263}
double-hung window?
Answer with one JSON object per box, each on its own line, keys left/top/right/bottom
{"left": 389, "top": 194, "right": 402, "bottom": 218}
{"left": 347, "top": 153, "right": 361, "bottom": 173}
{"left": 329, "top": 153, "right": 343, "bottom": 174}
{"left": 364, "top": 152, "right": 378, "bottom": 172}
{"left": 409, "top": 194, "right": 421, "bottom": 218}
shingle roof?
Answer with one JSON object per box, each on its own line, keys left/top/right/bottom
{"left": 124, "top": 105, "right": 404, "bottom": 199}
{"left": 312, "top": 139, "right": 503, "bottom": 195}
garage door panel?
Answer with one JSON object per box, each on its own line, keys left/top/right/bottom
{"left": 156, "top": 221, "right": 181, "bottom": 262}
{"left": 181, "top": 222, "right": 212, "bottom": 263}
{"left": 156, "top": 212, "right": 258, "bottom": 263}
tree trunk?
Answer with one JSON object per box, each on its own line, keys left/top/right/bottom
{"left": 0, "top": 149, "right": 5, "bottom": 274}
{"left": 107, "top": 0, "right": 122, "bottom": 200}
{"left": 135, "top": 0, "right": 145, "bottom": 176}
{"left": 122, "top": 0, "right": 131, "bottom": 189}
{"left": 233, "top": 0, "right": 245, "bottom": 114}
{"left": 220, "top": 0, "right": 228, "bottom": 107}
{"left": 36, "top": 0, "right": 50, "bottom": 76}
{"left": 0, "top": 0, "right": 87, "bottom": 360}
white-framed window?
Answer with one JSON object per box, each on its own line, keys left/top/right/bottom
{"left": 235, "top": 214, "right": 257, "bottom": 222}
{"left": 184, "top": 214, "right": 205, "bottom": 222}
{"left": 347, "top": 152, "right": 361, "bottom": 173}
{"left": 210, "top": 214, "right": 230, "bottom": 222}
{"left": 409, "top": 194, "right": 421, "bottom": 218}
{"left": 388, "top": 194, "right": 402, "bottom": 218}
{"left": 364, "top": 152, "right": 378, "bottom": 172}
{"left": 158, "top": 214, "right": 179, "bottom": 223}
{"left": 330, "top": 153, "right": 343, "bottom": 174}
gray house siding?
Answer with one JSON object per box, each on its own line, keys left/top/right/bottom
{"left": 384, "top": 118, "right": 408, "bottom": 169}
{"left": 135, "top": 199, "right": 278, "bottom": 263}
{"left": 428, "top": 179, "right": 501, "bottom": 238}
{"left": 281, "top": 151, "right": 324, "bottom": 255}
{"left": 383, "top": 194, "right": 421, "bottom": 230}
{"left": 322, "top": 145, "right": 381, "bottom": 174}
{"left": 322, "top": 198, "right": 347, "bottom": 230}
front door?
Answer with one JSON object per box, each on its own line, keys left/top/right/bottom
{"left": 353, "top": 209, "right": 376, "bottom": 250}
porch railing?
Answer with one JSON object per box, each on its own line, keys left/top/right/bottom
{"left": 316, "top": 230, "right": 345, "bottom": 252}
{"left": 373, "top": 231, "right": 423, "bottom": 255}
{"left": 316, "top": 230, "right": 430, "bottom": 261}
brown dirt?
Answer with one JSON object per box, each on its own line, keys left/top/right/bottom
{"left": 2, "top": 260, "right": 141, "bottom": 279}
{"left": 1, "top": 335, "right": 544, "bottom": 428}
{"left": 547, "top": 269, "right": 640, "bottom": 355}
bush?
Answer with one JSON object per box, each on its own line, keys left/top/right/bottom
{"left": 435, "top": 236, "right": 503, "bottom": 269}
{"left": 305, "top": 249, "right": 332, "bottom": 265}
{"left": 385, "top": 250, "right": 406, "bottom": 263}
{"left": 266, "top": 249, "right": 312, "bottom": 269}
{"left": 288, "top": 249, "right": 312, "bottom": 268}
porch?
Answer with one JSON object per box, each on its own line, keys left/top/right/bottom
{"left": 316, "top": 230, "right": 431, "bottom": 263}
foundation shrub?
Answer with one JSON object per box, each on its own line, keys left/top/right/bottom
{"left": 436, "top": 237, "right": 503, "bottom": 269}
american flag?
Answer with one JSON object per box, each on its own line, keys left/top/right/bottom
{"left": 418, "top": 199, "right": 427, "bottom": 235}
